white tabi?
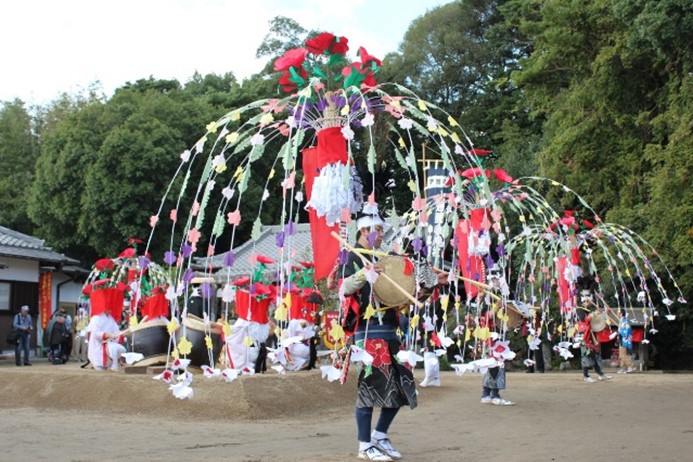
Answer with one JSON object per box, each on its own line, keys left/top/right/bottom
{"left": 87, "top": 313, "right": 126, "bottom": 370}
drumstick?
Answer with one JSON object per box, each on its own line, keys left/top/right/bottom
{"left": 105, "top": 315, "right": 149, "bottom": 342}
{"left": 330, "top": 231, "right": 424, "bottom": 308}
{"left": 453, "top": 275, "right": 501, "bottom": 301}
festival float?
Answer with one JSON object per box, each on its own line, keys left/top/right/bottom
{"left": 81, "top": 239, "right": 175, "bottom": 368}
{"left": 129, "top": 32, "right": 685, "bottom": 398}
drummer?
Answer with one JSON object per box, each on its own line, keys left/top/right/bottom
{"left": 339, "top": 203, "right": 447, "bottom": 461}
{"left": 576, "top": 304, "right": 612, "bottom": 383}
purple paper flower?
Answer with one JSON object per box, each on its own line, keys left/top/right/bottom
{"left": 495, "top": 244, "right": 505, "bottom": 258}
{"left": 181, "top": 243, "right": 193, "bottom": 258}
{"left": 164, "top": 251, "right": 177, "bottom": 266}
{"left": 412, "top": 237, "right": 423, "bottom": 253}
{"left": 276, "top": 232, "right": 285, "bottom": 248}
{"left": 200, "top": 282, "right": 214, "bottom": 298}
{"left": 284, "top": 221, "right": 296, "bottom": 236}
{"left": 223, "top": 251, "right": 235, "bottom": 268}
{"left": 367, "top": 231, "right": 378, "bottom": 248}
{"left": 183, "top": 268, "right": 194, "bottom": 284}
{"left": 339, "top": 249, "right": 349, "bottom": 265}
{"left": 138, "top": 256, "right": 150, "bottom": 270}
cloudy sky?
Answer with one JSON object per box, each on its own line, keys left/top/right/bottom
{"left": 1, "top": 0, "right": 450, "bottom": 104}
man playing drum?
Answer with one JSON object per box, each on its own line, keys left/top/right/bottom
{"left": 340, "top": 205, "right": 403, "bottom": 461}
{"left": 577, "top": 305, "right": 612, "bottom": 383}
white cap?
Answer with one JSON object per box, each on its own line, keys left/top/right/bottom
{"left": 356, "top": 203, "right": 387, "bottom": 230}
{"left": 20, "top": 305, "right": 29, "bottom": 312}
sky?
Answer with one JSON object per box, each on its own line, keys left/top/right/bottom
{"left": 1, "top": 0, "right": 451, "bottom": 105}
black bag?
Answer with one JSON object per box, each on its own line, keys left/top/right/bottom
{"left": 6, "top": 329, "right": 19, "bottom": 346}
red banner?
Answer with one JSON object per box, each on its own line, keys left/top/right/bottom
{"left": 39, "top": 272, "right": 53, "bottom": 329}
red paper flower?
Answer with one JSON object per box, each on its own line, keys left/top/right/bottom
{"left": 470, "top": 148, "right": 493, "bottom": 156}
{"left": 365, "top": 338, "right": 392, "bottom": 368}
{"left": 255, "top": 254, "right": 275, "bottom": 265}
{"left": 94, "top": 258, "right": 114, "bottom": 272}
{"left": 119, "top": 248, "right": 136, "bottom": 259}
{"left": 341, "top": 62, "right": 377, "bottom": 88}
{"left": 274, "top": 47, "right": 308, "bottom": 71}
{"left": 358, "top": 46, "right": 381, "bottom": 67}
{"left": 253, "top": 283, "right": 272, "bottom": 296}
{"left": 306, "top": 32, "right": 349, "bottom": 55}
{"left": 279, "top": 68, "right": 308, "bottom": 93}
{"left": 461, "top": 167, "right": 490, "bottom": 179}
{"left": 493, "top": 168, "right": 513, "bottom": 183}
{"left": 231, "top": 276, "right": 251, "bottom": 287}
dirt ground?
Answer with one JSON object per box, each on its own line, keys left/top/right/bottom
{"left": 0, "top": 359, "right": 691, "bottom": 462}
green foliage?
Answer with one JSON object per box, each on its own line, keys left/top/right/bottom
{"left": 0, "top": 100, "right": 39, "bottom": 232}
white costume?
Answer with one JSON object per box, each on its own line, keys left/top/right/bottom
{"left": 87, "top": 313, "right": 126, "bottom": 371}
{"left": 226, "top": 318, "right": 270, "bottom": 371}
{"left": 283, "top": 319, "right": 316, "bottom": 371}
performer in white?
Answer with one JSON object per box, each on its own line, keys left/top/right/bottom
{"left": 87, "top": 308, "right": 126, "bottom": 371}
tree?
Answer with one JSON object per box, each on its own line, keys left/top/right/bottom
{"left": 0, "top": 99, "right": 40, "bottom": 233}
{"left": 27, "top": 95, "right": 108, "bottom": 261}
{"left": 509, "top": 0, "right": 693, "bottom": 359}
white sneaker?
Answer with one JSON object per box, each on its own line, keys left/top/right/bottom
{"left": 598, "top": 374, "right": 612, "bottom": 381}
{"left": 373, "top": 438, "right": 401, "bottom": 459}
{"left": 583, "top": 377, "right": 595, "bottom": 383}
{"left": 617, "top": 369, "right": 626, "bottom": 374}
{"left": 626, "top": 367, "right": 637, "bottom": 373}
{"left": 481, "top": 396, "right": 492, "bottom": 404}
{"left": 358, "top": 445, "right": 393, "bottom": 461}
{"left": 492, "top": 398, "right": 515, "bottom": 406}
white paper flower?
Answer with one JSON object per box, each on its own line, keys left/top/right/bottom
{"left": 180, "top": 149, "right": 191, "bottom": 162}
{"left": 397, "top": 117, "right": 413, "bottom": 130}
{"left": 396, "top": 350, "right": 424, "bottom": 368}
{"left": 528, "top": 337, "right": 542, "bottom": 351}
{"left": 665, "top": 314, "right": 676, "bottom": 321}
{"left": 361, "top": 112, "right": 375, "bottom": 127}
{"left": 202, "top": 365, "right": 221, "bottom": 378}
{"left": 121, "top": 352, "right": 144, "bottom": 365}
{"left": 559, "top": 348, "right": 574, "bottom": 360}
{"left": 320, "top": 365, "right": 342, "bottom": 382}
{"left": 169, "top": 381, "right": 194, "bottom": 400}
{"left": 341, "top": 125, "right": 354, "bottom": 140}
{"left": 251, "top": 133, "right": 265, "bottom": 145}
{"left": 221, "top": 368, "right": 241, "bottom": 383}
{"left": 349, "top": 345, "right": 374, "bottom": 366}
{"left": 222, "top": 187, "right": 234, "bottom": 200}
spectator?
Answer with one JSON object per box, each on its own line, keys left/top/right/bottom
{"left": 13, "top": 305, "right": 33, "bottom": 366}
{"left": 617, "top": 309, "right": 637, "bottom": 374}
{"left": 49, "top": 312, "right": 71, "bottom": 364}
{"left": 71, "top": 307, "right": 89, "bottom": 362}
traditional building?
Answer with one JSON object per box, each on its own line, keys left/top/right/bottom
{"left": 0, "top": 225, "right": 87, "bottom": 354}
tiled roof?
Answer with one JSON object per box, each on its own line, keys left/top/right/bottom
{"left": 0, "top": 225, "right": 80, "bottom": 265}
{"left": 194, "top": 223, "right": 314, "bottom": 283}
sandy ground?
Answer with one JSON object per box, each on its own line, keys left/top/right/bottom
{"left": 0, "top": 359, "right": 691, "bottom": 462}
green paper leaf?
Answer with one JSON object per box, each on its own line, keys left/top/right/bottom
{"left": 367, "top": 144, "right": 376, "bottom": 174}
{"left": 212, "top": 211, "right": 225, "bottom": 238}
{"left": 251, "top": 218, "right": 262, "bottom": 241}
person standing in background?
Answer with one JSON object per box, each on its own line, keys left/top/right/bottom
{"left": 13, "top": 305, "right": 33, "bottom": 366}
{"left": 617, "top": 309, "right": 637, "bottom": 374}
{"left": 71, "top": 307, "right": 89, "bottom": 362}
